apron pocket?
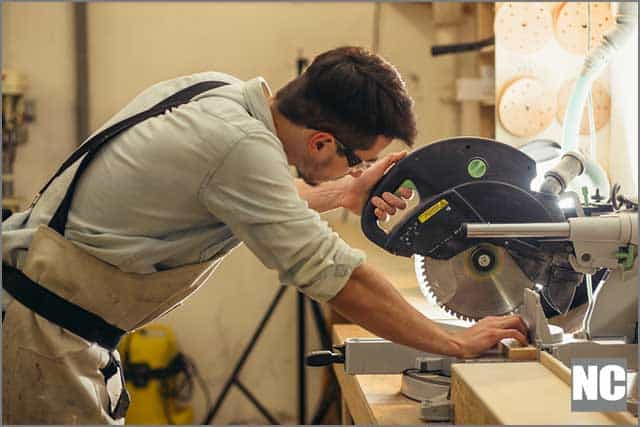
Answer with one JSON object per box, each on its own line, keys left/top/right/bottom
{"left": 12, "top": 346, "right": 108, "bottom": 424}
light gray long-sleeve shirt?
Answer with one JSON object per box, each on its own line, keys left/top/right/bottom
{"left": 2, "top": 72, "right": 365, "bottom": 302}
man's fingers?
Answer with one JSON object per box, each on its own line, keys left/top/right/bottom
{"left": 377, "top": 151, "right": 407, "bottom": 174}
{"left": 382, "top": 192, "right": 407, "bottom": 209}
{"left": 495, "top": 315, "right": 528, "bottom": 337}
{"left": 495, "top": 329, "right": 528, "bottom": 346}
{"left": 374, "top": 208, "right": 388, "bottom": 221}
{"left": 398, "top": 187, "right": 413, "bottom": 199}
{"left": 372, "top": 197, "right": 396, "bottom": 215}
{"left": 385, "top": 151, "right": 407, "bottom": 164}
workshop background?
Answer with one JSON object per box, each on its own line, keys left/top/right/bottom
{"left": 2, "top": 2, "right": 638, "bottom": 425}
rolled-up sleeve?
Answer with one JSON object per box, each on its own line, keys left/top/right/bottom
{"left": 199, "top": 133, "right": 365, "bottom": 302}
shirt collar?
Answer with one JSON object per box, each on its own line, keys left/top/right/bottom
{"left": 242, "top": 77, "right": 277, "bottom": 135}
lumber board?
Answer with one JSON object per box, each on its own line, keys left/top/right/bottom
{"left": 452, "top": 355, "right": 637, "bottom": 425}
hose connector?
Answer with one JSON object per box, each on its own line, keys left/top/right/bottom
{"left": 540, "top": 150, "right": 585, "bottom": 195}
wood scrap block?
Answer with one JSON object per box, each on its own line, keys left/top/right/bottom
{"left": 499, "top": 338, "right": 538, "bottom": 360}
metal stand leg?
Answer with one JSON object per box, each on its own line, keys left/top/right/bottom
{"left": 201, "top": 286, "right": 338, "bottom": 425}
{"left": 298, "top": 292, "right": 306, "bottom": 424}
{"left": 202, "top": 286, "right": 286, "bottom": 424}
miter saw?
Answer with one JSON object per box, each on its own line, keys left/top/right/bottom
{"left": 308, "top": 137, "right": 638, "bottom": 421}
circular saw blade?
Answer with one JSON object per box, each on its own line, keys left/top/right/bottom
{"left": 415, "top": 244, "right": 534, "bottom": 321}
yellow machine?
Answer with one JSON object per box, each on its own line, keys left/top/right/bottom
{"left": 118, "top": 324, "right": 195, "bottom": 425}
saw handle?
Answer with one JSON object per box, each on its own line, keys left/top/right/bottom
{"left": 361, "top": 160, "right": 415, "bottom": 249}
{"left": 306, "top": 346, "right": 345, "bottom": 367}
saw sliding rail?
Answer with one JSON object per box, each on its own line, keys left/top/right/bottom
{"left": 465, "top": 223, "right": 571, "bottom": 238}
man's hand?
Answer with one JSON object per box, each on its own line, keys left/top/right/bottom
{"left": 340, "top": 151, "right": 413, "bottom": 219}
{"left": 329, "top": 264, "right": 530, "bottom": 359}
{"left": 449, "top": 315, "right": 529, "bottom": 358}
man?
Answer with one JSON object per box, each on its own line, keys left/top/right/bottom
{"left": 2, "top": 46, "right": 527, "bottom": 424}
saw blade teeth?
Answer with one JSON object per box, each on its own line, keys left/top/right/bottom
{"left": 416, "top": 244, "right": 534, "bottom": 321}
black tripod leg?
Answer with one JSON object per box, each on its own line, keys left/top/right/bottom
{"left": 309, "top": 299, "right": 337, "bottom": 423}
{"left": 202, "top": 286, "right": 287, "bottom": 424}
{"left": 310, "top": 299, "right": 332, "bottom": 348}
{"left": 297, "top": 291, "right": 306, "bottom": 424}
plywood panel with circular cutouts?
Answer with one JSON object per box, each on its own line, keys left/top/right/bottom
{"left": 495, "top": 2, "right": 613, "bottom": 158}
{"left": 556, "top": 78, "right": 611, "bottom": 134}
{"left": 554, "top": 2, "right": 615, "bottom": 55}
{"left": 498, "top": 77, "right": 555, "bottom": 137}
{"left": 495, "top": 3, "right": 554, "bottom": 54}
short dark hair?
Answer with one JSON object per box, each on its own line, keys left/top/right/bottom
{"left": 275, "top": 46, "right": 417, "bottom": 151}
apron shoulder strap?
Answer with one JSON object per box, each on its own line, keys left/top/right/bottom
{"left": 37, "top": 80, "right": 229, "bottom": 235}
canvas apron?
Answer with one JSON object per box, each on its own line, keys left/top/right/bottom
{"left": 2, "top": 81, "right": 228, "bottom": 424}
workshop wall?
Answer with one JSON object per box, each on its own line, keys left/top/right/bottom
{"left": 2, "top": 2, "right": 77, "bottom": 207}
{"left": 494, "top": 2, "right": 638, "bottom": 196}
{"left": 86, "top": 3, "right": 456, "bottom": 147}
{"left": 4, "top": 2, "right": 458, "bottom": 424}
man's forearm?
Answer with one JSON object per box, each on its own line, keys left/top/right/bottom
{"left": 295, "top": 177, "right": 349, "bottom": 213}
{"left": 328, "top": 263, "right": 463, "bottom": 357}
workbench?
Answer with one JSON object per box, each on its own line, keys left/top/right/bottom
{"left": 332, "top": 323, "right": 423, "bottom": 424}
{"left": 332, "top": 323, "right": 638, "bottom": 425}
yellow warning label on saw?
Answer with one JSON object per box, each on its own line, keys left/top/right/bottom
{"left": 418, "top": 199, "right": 448, "bottom": 223}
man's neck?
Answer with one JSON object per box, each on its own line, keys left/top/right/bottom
{"left": 269, "top": 98, "right": 303, "bottom": 165}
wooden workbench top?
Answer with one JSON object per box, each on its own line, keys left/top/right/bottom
{"left": 332, "top": 324, "right": 424, "bottom": 425}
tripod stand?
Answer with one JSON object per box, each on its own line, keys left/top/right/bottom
{"left": 201, "top": 286, "right": 336, "bottom": 424}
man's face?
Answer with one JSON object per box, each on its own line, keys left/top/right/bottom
{"left": 296, "top": 135, "right": 392, "bottom": 186}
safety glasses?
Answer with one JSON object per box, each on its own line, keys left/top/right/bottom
{"left": 334, "top": 137, "right": 373, "bottom": 170}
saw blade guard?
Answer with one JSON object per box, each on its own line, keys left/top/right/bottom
{"left": 361, "top": 137, "right": 564, "bottom": 258}
{"left": 361, "top": 137, "right": 575, "bottom": 320}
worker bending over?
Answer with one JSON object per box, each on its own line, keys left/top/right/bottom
{"left": 2, "top": 46, "right": 527, "bottom": 424}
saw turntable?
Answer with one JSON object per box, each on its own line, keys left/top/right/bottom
{"left": 308, "top": 137, "right": 638, "bottom": 421}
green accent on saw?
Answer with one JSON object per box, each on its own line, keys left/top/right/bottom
{"left": 400, "top": 179, "right": 416, "bottom": 190}
{"left": 616, "top": 244, "right": 637, "bottom": 271}
{"left": 395, "top": 179, "right": 416, "bottom": 197}
{"left": 581, "top": 186, "right": 590, "bottom": 206}
{"left": 467, "top": 159, "right": 487, "bottom": 179}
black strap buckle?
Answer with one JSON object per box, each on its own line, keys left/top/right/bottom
{"left": 101, "top": 352, "right": 130, "bottom": 420}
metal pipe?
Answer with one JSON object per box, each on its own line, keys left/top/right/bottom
{"left": 74, "top": 3, "right": 89, "bottom": 143}
{"left": 552, "top": 2, "right": 638, "bottom": 197}
{"left": 465, "top": 222, "right": 571, "bottom": 239}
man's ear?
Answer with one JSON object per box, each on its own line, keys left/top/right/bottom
{"left": 308, "top": 131, "right": 335, "bottom": 153}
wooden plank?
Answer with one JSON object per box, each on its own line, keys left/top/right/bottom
{"left": 539, "top": 350, "right": 571, "bottom": 384}
{"left": 451, "top": 365, "right": 500, "bottom": 425}
{"left": 432, "top": 3, "right": 464, "bottom": 25}
{"left": 539, "top": 352, "right": 638, "bottom": 425}
{"left": 476, "top": 2, "right": 495, "bottom": 40}
{"left": 340, "top": 396, "right": 353, "bottom": 425}
{"left": 452, "top": 358, "right": 637, "bottom": 425}
{"left": 332, "top": 326, "right": 379, "bottom": 424}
